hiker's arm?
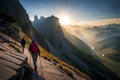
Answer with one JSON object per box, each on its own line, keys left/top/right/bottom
{"left": 29, "top": 44, "right": 32, "bottom": 52}
{"left": 38, "top": 49, "right": 40, "bottom": 56}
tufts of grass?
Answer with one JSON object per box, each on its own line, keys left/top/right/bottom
{"left": 58, "top": 64, "right": 63, "bottom": 70}
{"left": 58, "top": 64, "right": 73, "bottom": 78}
{"left": 40, "top": 45, "right": 91, "bottom": 80}
{"left": 0, "top": 39, "right": 3, "bottom": 43}
{"left": 22, "top": 33, "right": 32, "bottom": 48}
{"left": 58, "top": 64, "right": 73, "bottom": 77}
{"left": 52, "top": 58, "right": 59, "bottom": 64}
{"left": 42, "top": 56, "right": 51, "bottom": 62}
{"left": 63, "top": 67, "right": 73, "bottom": 77}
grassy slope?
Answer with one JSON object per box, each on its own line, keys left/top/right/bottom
{"left": 23, "top": 33, "right": 91, "bottom": 80}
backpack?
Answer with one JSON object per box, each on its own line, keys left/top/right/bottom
{"left": 31, "top": 42, "right": 39, "bottom": 53}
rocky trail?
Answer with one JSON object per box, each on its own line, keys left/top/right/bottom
{"left": 24, "top": 48, "right": 86, "bottom": 80}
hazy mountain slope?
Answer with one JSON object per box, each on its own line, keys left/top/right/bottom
{"left": 63, "top": 29, "right": 93, "bottom": 55}
{"left": 64, "top": 24, "right": 120, "bottom": 78}
{"left": 64, "top": 24, "right": 120, "bottom": 46}
{"left": 32, "top": 15, "right": 120, "bottom": 80}
{"left": 88, "top": 24, "right": 120, "bottom": 44}
{"left": 94, "top": 36, "right": 120, "bottom": 78}
{"left": 95, "top": 37, "right": 120, "bottom": 54}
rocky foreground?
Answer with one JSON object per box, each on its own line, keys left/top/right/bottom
{"left": 0, "top": 32, "right": 87, "bottom": 80}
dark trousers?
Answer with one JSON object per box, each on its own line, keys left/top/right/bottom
{"left": 31, "top": 53, "right": 38, "bottom": 71}
{"left": 21, "top": 47, "right": 24, "bottom": 54}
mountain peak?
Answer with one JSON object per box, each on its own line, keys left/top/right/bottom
{"left": 50, "top": 15, "right": 59, "bottom": 20}
{"left": 33, "top": 15, "right": 61, "bottom": 30}
{"left": 34, "top": 15, "right": 39, "bottom": 21}
{"left": 40, "top": 16, "right": 45, "bottom": 20}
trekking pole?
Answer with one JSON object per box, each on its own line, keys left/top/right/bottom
{"left": 39, "top": 56, "right": 45, "bottom": 80}
{"left": 29, "top": 52, "right": 33, "bottom": 69}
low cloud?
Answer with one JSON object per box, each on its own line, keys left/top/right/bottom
{"left": 79, "top": 18, "right": 120, "bottom": 27}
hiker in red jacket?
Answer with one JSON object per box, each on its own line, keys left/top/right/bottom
{"left": 29, "top": 40, "right": 40, "bottom": 72}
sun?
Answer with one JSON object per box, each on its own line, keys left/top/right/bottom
{"left": 59, "top": 15, "right": 70, "bottom": 25}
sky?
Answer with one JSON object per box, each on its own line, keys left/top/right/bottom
{"left": 20, "top": 0, "right": 120, "bottom": 24}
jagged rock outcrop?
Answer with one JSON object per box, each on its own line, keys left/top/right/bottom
{"left": 33, "top": 15, "right": 64, "bottom": 50}
{"left": 0, "top": 0, "right": 49, "bottom": 50}
{"left": 34, "top": 15, "right": 39, "bottom": 21}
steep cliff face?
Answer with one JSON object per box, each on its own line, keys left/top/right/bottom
{"left": 0, "top": 0, "right": 30, "bottom": 34}
{"left": 0, "top": 0, "right": 49, "bottom": 50}
{"left": 33, "top": 15, "right": 64, "bottom": 50}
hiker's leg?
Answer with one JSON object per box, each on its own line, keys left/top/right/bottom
{"left": 34, "top": 59, "right": 37, "bottom": 71}
{"left": 32, "top": 54, "right": 35, "bottom": 70}
{"left": 32, "top": 54, "right": 37, "bottom": 71}
{"left": 21, "top": 46, "right": 24, "bottom": 54}
{"left": 34, "top": 54, "right": 38, "bottom": 71}
{"left": 22, "top": 48, "right": 24, "bottom": 54}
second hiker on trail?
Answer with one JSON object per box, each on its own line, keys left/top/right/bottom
{"left": 20, "top": 38, "right": 26, "bottom": 54}
{"left": 29, "top": 40, "right": 40, "bottom": 72}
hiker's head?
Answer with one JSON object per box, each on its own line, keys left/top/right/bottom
{"left": 32, "top": 40, "right": 35, "bottom": 42}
